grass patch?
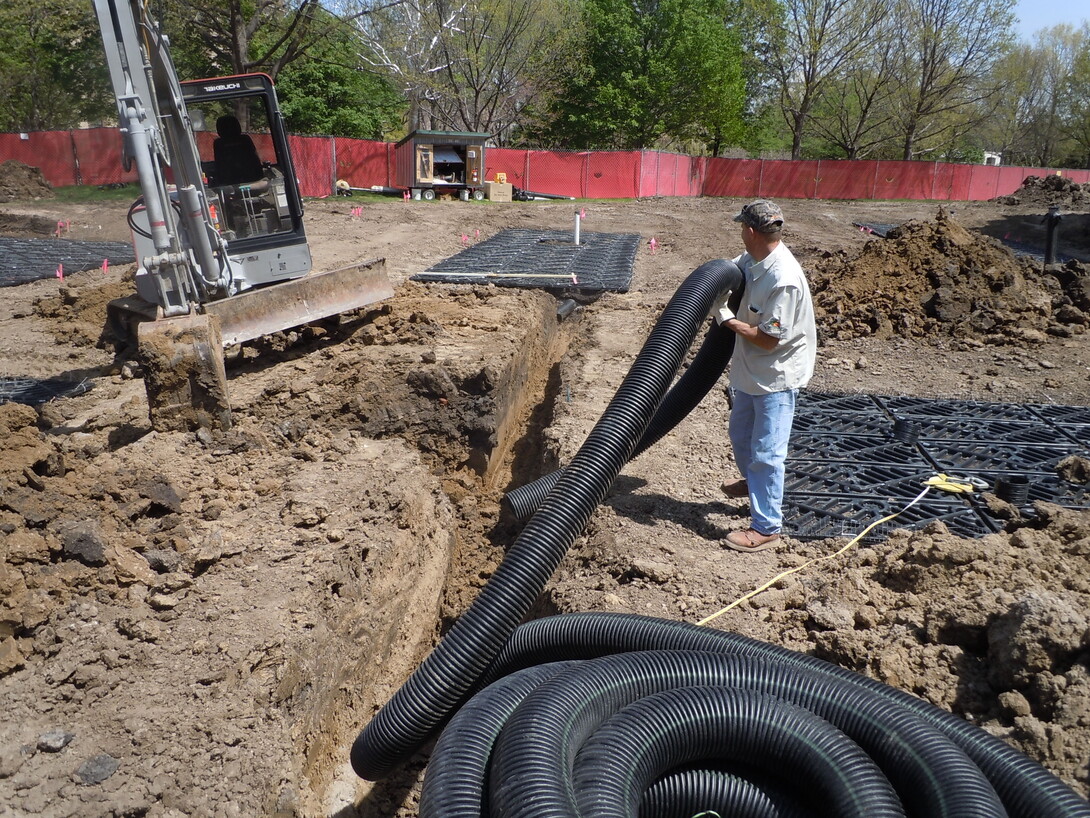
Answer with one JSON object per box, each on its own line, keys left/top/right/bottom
{"left": 48, "top": 184, "right": 140, "bottom": 205}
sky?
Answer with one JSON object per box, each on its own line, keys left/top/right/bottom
{"left": 1012, "top": 0, "right": 1089, "bottom": 41}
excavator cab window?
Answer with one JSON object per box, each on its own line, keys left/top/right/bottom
{"left": 181, "top": 75, "right": 303, "bottom": 244}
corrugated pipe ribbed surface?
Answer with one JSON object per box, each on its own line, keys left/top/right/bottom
{"left": 351, "top": 259, "right": 745, "bottom": 779}
{"left": 503, "top": 317, "right": 738, "bottom": 520}
{"left": 462, "top": 613, "right": 1090, "bottom": 818}
{"left": 424, "top": 649, "right": 1010, "bottom": 818}
{"left": 350, "top": 255, "right": 1090, "bottom": 818}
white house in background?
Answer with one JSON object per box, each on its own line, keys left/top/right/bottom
{"left": 984, "top": 151, "right": 1002, "bottom": 165}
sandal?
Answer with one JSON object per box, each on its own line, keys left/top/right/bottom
{"left": 724, "top": 528, "right": 781, "bottom": 552}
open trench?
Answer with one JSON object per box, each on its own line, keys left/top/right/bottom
{"left": 273, "top": 285, "right": 579, "bottom": 816}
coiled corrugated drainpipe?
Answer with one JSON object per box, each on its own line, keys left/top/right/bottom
{"left": 351, "top": 258, "right": 744, "bottom": 779}
{"left": 350, "top": 257, "right": 1090, "bottom": 818}
{"left": 422, "top": 615, "right": 1090, "bottom": 818}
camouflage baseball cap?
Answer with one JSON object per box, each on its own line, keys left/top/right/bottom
{"left": 733, "top": 200, "right": 784, "bottom": 233}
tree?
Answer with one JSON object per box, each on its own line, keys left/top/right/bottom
{"left": 348, "top": 0, "right": 576, "bottom": 139}
{"left": 1064, "top": 25, "right": 1090, "bottom": 168}
{"left": 426, "top": 0, "right": 576, "bottom": 141}
{"left": 534, "top": 0, "right": 749, "bottom": 152}
{"left": 888, "top": 0, "right": 1014, "bottom": 160}
{"left": 805, "top": 18, "right": 899, "bottom": 159}
{"left": 753, "top": 0, "right": 889, "bottom": 160}
{"left": 274, "top": 28, "right": 405, "bottom": 139}
{"left": 0, "top": 0, "right": 112, "bottom": 130}
{"left": 161, "top": 0, "right": 388, "bottom": 81}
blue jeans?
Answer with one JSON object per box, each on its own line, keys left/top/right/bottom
{"left": 729, "top": 388, "right": 797, "bottom": 535}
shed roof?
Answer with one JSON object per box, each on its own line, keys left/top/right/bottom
{"left": 396, "top": 129, "right": 490, "bottom": 147}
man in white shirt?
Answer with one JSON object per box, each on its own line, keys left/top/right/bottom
{"left": 711, "top": 200, "right": 816, "bottom": 551}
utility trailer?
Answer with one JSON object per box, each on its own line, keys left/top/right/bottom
{"left": 394, "top": 130, "right": 489, "bottom": 201}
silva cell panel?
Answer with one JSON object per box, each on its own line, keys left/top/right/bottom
{"left": 413, "top": 229, "right": 638, "bottom": 293}
{"left": 783, "top": 391, "right": 1090, "bottom": 541}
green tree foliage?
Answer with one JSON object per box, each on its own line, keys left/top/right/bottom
{"left": 274, "top": 31, "right": 405, "bottom": 138}
{"left": 0, "top": 0, "right": 113, "bottom": 130}
{"left": 157, "top": 0, "right": 328, "bottom": 79}
{"left": 752, "top": 0, "right": 889, "bottom": 160}
{"left": 533, "top": 0, "right": 749, "bottom": 152}
{"left": 1065, "top": 26, "right": 1090, "bottom": 168}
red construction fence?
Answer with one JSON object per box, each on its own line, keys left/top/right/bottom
{"left": 3, "top": 128, "right": 1088, "bottom": 201}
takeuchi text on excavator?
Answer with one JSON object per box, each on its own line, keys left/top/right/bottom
{"left": 91, "top": 0, "right": 392, "bottom": 431}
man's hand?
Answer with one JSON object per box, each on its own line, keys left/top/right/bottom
{"left": 725, "top": 318, "right": 779, "bottom": 351}
{"left": 714, "top": 303, "right": 735, "bottom": 323}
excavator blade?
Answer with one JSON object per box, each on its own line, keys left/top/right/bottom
{"left": 204, "top": 257, "right": 393, "bottom": 347}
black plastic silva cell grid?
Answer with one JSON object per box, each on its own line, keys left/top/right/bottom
{"left": 791, "top": 410, "right": 899, "bottom": 438}
{"left": 0, "top": 237, "right": 135, "bottom": 287}
{"left": 796, "top": 391, "right": 883, "bottom": 415}
{"left": 784, "top": 462, "right": 949, "bottom": 498}
{"left": 789, "top": 432, "right": 932, "bottom": 467}
{"left": 784, "top": 493, "right": 1000, "bottom": 542}
{"left": 0, "top": 376, "right": 93, "bottom": 405}
{"left": 920, "top": 440, "right": 1077, "bottom": 474}
{"left": 901, "top": 416, "right": 1079, "bottom": 446}
{"left": 783, "top": 390, "right": 1090, "bottom": 542}
{"left": 413, "top": 229, "right": 638, "bottom": 293}
{"left": 1027, "top": 403, "right": 1090, "bottom": 425}
{"left": 877, "top": 395, "right": 1042, "bottom": 423}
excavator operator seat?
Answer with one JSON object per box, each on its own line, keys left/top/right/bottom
{"left": 212, "top": 115, "right": 263, "bottom": 186}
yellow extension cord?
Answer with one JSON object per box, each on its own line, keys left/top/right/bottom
{"left": 696, "top": 473, "right": 980, "bottom": 627}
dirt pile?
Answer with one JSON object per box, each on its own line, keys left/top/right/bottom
{"left": 996, "top": 174, "right": 1090, "bottom": 208}
{"left": 810, "top": 209, "right": 1090, "bottom": 344}
{"left": 33, "top": 275, "right": 135, "bottom": 349}
{"left": 0, "top": 212, "right": 61, "bottom": 237}
{"left": 0, "top": 161, "right": 55, "bottom": 203}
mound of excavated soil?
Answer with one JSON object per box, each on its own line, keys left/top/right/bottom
{"left": 33, "top": 276, "right": 134, "bottom": 349}
{"left": 811, "top": 209, "right": 1090, "bottom": 344}
{"left": 0, "top": 212, "right": 61, "bottom": 238}
{"left": 0, "top": 161, "right": 55, "bottom": 203}
{"left": 996, "top": 174, "right": 1090, "bottom": 208}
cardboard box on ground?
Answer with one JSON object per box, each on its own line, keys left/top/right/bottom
{"left": 485, "top": 181, "right": 512, "bottom": 202}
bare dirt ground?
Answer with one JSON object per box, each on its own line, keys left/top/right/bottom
{"left": 1, "top": 172, "right": 1090, "bottom": 817}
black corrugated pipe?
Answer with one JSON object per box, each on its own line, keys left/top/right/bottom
{"left": 640, "top": 766, "right": 814, "bottom": 818}
{"left": 503, "top": 284, "right": 741, "bottom": 521}
{"left": 417, "top": 662, "right": 578, "bottom": 818}
{"left": 476, "top": 613, "right": 1090, "bottom": 818}
{"left": 488, "top": 651, "right": 999, "bottom": 818}
{"left": 420, "top": 658, "right": 810, "bottom": 818}
{"left": 350, "top": 259, "right": 745, "bottom": 780}
{"left": 432, "top": 650, "right": 1001, "bottom": 818}
{"left": 570, "top": 686, "right": 905, "bottom": 818}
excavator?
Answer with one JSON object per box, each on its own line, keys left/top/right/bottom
{"left": 92, "top": 0, "right": 392, "bottom": 431}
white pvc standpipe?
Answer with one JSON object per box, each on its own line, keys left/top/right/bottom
{"left": 574, "top": 211, "right": 581, "bottom": 245}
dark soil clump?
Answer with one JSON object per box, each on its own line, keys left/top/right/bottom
{"left": 995, "top": 174, "right": 1090, "bottom": 208}
{"left": 0, "top": 160, "right": 55, "bottom": 203}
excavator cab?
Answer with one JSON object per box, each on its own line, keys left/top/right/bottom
{"left": 181, "top": 74, "right": 312, "bottom": 289}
